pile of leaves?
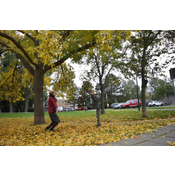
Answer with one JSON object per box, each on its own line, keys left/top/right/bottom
{"left": 0, "top": 110, "right": 175, "bottom": 146}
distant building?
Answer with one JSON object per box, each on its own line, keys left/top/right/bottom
{"left": 57, "top": 100, "right": 68, "bottom": 108}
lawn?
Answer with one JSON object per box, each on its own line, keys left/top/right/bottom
{"left": 0, "top": 110, "right": 175, "bottom": 146}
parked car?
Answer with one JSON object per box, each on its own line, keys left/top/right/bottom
{"left": 75, "top": 106, "right": 78, "bottom": 111}
{"left": 164, "top": 101, "right": 171, "bottom": 106}
{"left": 62, "top": 107, "right": 70, "bottom": 112}
{"left": 69, "top": 107, "right": 75, "bottom": 111}
{"left": 159, "top": 101, "right": 164, "bottom": 106}
{"left": 78, "top": 106, "right": 87, "bottom": 111}
{"left": 148, "top": 101, "right": 155, "bottom": 107}
{"left": 58, "top": 107, "right": 64, "bottom": 112}
{"left": 113, "top": 103, "right": 125, "bottom": 109}
{"left": 110, "top": 103, "right": 119, "bottom": 108}
{"left": 121, "top": 99, "right": 142, "bottom": 108}
{"left": 146, "top": 101, "right": 151, "bottom": 107}
{"left": 148, "top": 101, "right": 164, "bottom": 107}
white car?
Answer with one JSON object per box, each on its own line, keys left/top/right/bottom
{"left": 148, "top": 101, "right": 163, "bottom": 107}
{"left": 58, "top": 107, "right": 64, "bottom": 112}
{"left": 111, "top": 103, "right": 119, "bottom": 108}
{"left": 113, "top": 103, "right": 125, "bottom": 109}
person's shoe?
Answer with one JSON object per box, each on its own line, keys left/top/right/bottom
{"left": 49, "top": 128, "right": 55, "bottom": 131}
{"left": 97, "top": 124, "right": 101, "bottom": 126}
{"left": 45, "top": 127, "right": 49, "bottom": 131}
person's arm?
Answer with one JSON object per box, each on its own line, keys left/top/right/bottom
{"left": 91, "top": 94, "right": 98, "bottom": 102}
{"left": 91, "top": 90, "right": 96, "bottom": 102}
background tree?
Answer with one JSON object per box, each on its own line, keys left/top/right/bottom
{"left": 121, "top": 79, "right": 139, "bottom": 102}
{"left": 79, "top": 30, "right": 131, "bottom": 114}
{"left": 0, "top": 30, "right": 97, "bottom": 125}
{"left": 94, "top": 73, "right": 122, "bottom": 106}
{"left": 153, "top": 78, "right": 174, "bottom": 100}
{"left": 66, "top": 83, "right": 79, "bottom": 107}
{"left": 77, "top": 81, "right": 93, "bottom": 108}
{"left": 104, "top": 74, "right": 122, "bottom": 104}
{"left": 0, "top": 52, "right": 25, "bottom": 112}
{"left": 124, "top": 30, "right": 174, "bottom": 118}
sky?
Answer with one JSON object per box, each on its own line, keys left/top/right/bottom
{"left": 68, "top": 59, "right": 174, "bottom": 90}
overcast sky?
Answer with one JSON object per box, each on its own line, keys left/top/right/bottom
{"left": 68, "top": 60, "right": 173, "bottom": 90}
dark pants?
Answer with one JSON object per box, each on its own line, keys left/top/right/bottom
{"left": 48, "top": 113, "right": 60, "bottom": 129}
{"left": 96, "top": 108, "right": 101, "bottom": 125}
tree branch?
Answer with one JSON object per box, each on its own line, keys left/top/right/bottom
{"left": 94, "top": 55, "right": 101, "bottom": 77}
{"left": 61, "top": 30, "right": 73, "bottom": 41}
{"left": 0, "top": 31, "right": 37, "bottom": 67}
{"left": 17, "top": 30, "right": 36, "bottom": 43}
{"left": 147, "top": 30, "right": 161, "bottom": 46}
{"left": 104, "top": 66, "right": 113, "bottom": 85}
{"left": 0, "top": 41, "right": 35, "bottom": 76}
{"left": 144, "top": 30, "right": 152, "bottom": 44}
{"left": 16, "top": 54, "right": 35, "bottom": 76}
{"left": 43, "top": 38, "right": 96, "bottom": 73}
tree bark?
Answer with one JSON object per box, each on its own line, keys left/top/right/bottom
{"left": 33, "top": 67, "right": 45, "bottom": 125}
{"left": 141, "top": 80, "right": 148, "bottom": 118}
{"left": 9, "top": 102, "right": 13, "bottom": 113}
{"left": 25, "top": 87, "right": 29, "bottom": 112}
{"left": 141, "top": 50, "right": 148, "bottom": 118}
{"left": 100, "top": 84, "right": 105, "bottom": 114}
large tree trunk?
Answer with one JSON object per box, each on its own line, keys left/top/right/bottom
{"left": 141, "top": 79, "right": 148, "bottom": 118}
{"left": 141, "top": 50, "right": 148, "bottom": 118}
{"left": 101, "top": 84, "right": 105, "bottom": 114}
{"left": 25, "top": 87, "right": 29, "bottom": 112}
{"left": 33, "top": 67, "right": 45, "bottom": 125}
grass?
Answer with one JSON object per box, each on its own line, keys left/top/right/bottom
{"left": 0, "top": 109, "right": 175, "bottom": 146}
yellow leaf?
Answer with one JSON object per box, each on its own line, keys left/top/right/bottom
{"left": 167, "top": 141, "right": 175, "bottom": 146}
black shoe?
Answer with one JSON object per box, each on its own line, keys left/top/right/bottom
{"left": 97, "top": 124, "right": 101, "bottom": 126}
{"left": 45, "top": 127, "right": 49, "bottom": 131}
{"left": 49, "top": 128, "right": 55, "bottom": 131}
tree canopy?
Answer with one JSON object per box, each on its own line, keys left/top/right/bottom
{"left": 0, "top": 30, "right": 98, "bottom": 124}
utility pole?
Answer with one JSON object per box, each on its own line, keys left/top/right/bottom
{"left": 170, "top": 68, "right": 175, "bottom": 97}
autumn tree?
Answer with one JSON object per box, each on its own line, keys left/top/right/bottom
{"left": 0, "top": 30, "right": 97, "bottom": 125}
{"left": 0, "top": 52, "right": 26, "bottom": 112}
{"left": 51, "top": 62, "right": 75, "bottom": 97}
{"left": 66, "top": 83, "right": 79, "bottom": 107}
{"left": 124, "top": 30, "right": 174, "bottom": 118}
{"left": 79, "top": 30, "right": 131, "bottom": 114}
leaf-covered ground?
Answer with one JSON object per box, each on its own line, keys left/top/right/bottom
{"left": 0, "top": 110, "right": 175, "bottom": 146}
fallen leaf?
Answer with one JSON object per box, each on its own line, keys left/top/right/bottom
{"left": 133, "top": 136, "right": 140, "bottom": 139}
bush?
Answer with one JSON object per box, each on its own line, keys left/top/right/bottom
{"left": 28, "top": 108, "right": 34, "bottom": 112}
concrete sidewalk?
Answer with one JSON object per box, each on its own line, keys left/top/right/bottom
{"left": 99, "top": 123, "right": 175, "bottom": 146}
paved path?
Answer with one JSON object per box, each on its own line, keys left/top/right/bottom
{"left": 99, "top": 123, "right": 175, "bottom": 146}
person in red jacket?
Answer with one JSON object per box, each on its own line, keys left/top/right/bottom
{"left": 45, "top": 90, "right": 60, "bottom": 131}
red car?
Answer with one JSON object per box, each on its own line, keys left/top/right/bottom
{"left": 78, "top": 106, "right": 87, "bottom": 111}
{"left": 121, "top": 99, "right": 142, "bottom": 108}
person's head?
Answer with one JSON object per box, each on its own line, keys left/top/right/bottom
{"left": 49, "top": 90, "right": 55, "bottom": 96}
{"left": 91, "top": 90, "right": 94, "bottom": 94}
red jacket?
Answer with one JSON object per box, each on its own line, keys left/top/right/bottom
{"left": 48, "top": 96, "right": 58, "bottom": 114}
